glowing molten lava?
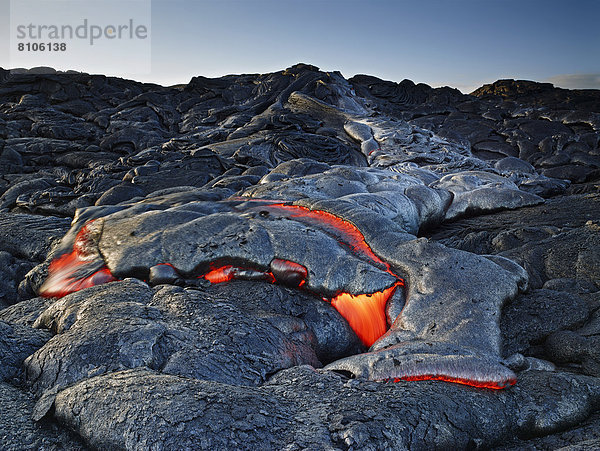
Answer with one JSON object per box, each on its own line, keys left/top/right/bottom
{"left": 330, "top": 282, "right": 402, "bottom": 347}
{"left": 257, "top": 203, "right": 406, "bottom": 347}
{"left": 393, "top": 374, "right": 517, "bottom": 390}
{"left": 201, "top": 260, "right": 401, "bottom": 347}
{"left": 39, "top": 248, "right": 117, "bottom": 298}
{"left": 203, "top": 265, "right": 236, "bottom": 283}
{"left": 197, "top": 202, "right": 408, "bottom": 347}
{"left": 43, "top": 202, "right": 404, "bottom": 348}
{"left": 41, "top": 200, "right": 516, "bottom": 389}
{"left": 40, "top": 221, "right": 118, "bottom": 298}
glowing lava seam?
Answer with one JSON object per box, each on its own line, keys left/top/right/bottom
{"left": 392, "top": 374, "right": 517, "bottom": 390}
{"left": 262, "top": 204, "right": 391, "bottom": 269}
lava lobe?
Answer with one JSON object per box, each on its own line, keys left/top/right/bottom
{"left": 40, "top": 201, "right": 405, "bottom": 348}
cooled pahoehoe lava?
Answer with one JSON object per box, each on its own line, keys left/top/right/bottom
{"left": 39, "top": 188, "right": 520, "bottom": 390}
{"left": 41, "top": 201, "right": 406, "bottom": 348}
{"left": 4, "top": 64, "right": 599, "bottom": 450}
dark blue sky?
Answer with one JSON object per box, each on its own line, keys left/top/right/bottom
{"left": 2, "top": 0, "right": 599, "bottom": 92}
{"left": 148, "top": 0, "right": 600, "bottom": 92}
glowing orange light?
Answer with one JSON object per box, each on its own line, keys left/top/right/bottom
{"left": 260, "top": 203, "right": 407, "bottom": 347}
{"left": 43, "top": 203, "right": 405, "bottom": 351}
{"left": 39, "top": 252, "right": 117, "bottom": 298}
{"left": 203, "top": 265, "right": 236, "bottom": 283}
{"left": 330, "top": 282, "right": 401, "bottom": 347}
{"left": 393, "top": 374, "right": 517, "bottom": 390}
{"left": 40, "top": 204, "right": 516, "bottom": 389}
{"left": 40, "top": 219, "right": 120, "bottom": 298}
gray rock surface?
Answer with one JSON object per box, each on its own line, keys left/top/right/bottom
{"left": 0, "top": 213, "right": 70, "bottom": 261}
{"left": 45, "top": 367, "right": 600, "bottom": 450}
{"left": 0, "top": 320, "right": 50, "bottom": 382}
{"left": 0, "top": 381, "right": 85, "bottom": 451}
{"left": 502, "top": 289, "right": 591, "bottom": 357}
{"left": 26, "top": 279, "right": 330, "bottom": 396}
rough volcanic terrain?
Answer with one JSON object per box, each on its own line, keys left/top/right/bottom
{"left": 0, "top": 64, "right": 599, "bottom": 449}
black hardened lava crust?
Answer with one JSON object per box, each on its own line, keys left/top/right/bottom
{"left": 0, "top": 64, "right": 599, "bottom": 449}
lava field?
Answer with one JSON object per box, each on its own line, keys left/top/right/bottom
{"left": 0, "top": 64, "right": 599, "bottom": 449}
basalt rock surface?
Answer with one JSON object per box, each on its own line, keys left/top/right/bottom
{"left": 0, "top": 64, "right": 599, "bottom": 450}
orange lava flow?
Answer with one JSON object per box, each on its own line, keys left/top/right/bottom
{"left": 45, "top": 202, "right": 406, "bottom": 349}
{"left": 40, "top": 220, "right": 119, "bottom": 298}
{"left": 330, "top": 282, "right": 402, "bottom": 347}
{"left": 201, "top": 260, "right": 402, "bottom": 347}
{"left": 394, "top": 374, "right": 517, "bottom": 390}
{"left": 203, "top": 265, "right": 236, "bottom": 283}
{"left": 39, "top": 251, "right": 117, "bottom": 298}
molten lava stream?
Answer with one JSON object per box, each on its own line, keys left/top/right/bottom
{"left": 330, "top": 282, "right": 401, "bottom": 347}
{"left": 203, "top": 265, "right": 236, "bottom": 283}
{"left": 45, "top": 204, "right": 406, "bottom": 349}
{"left": 201, "top": 204, "right": 408, "bottom": 347}
{"left": 201, "top": 261, "right": 403, "bottom": 348}
{"left": 40, "top": 252, "right": 117, "bottom": 298}
{"left": 394, "top": 374, "right": 517, "bottom": 390}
